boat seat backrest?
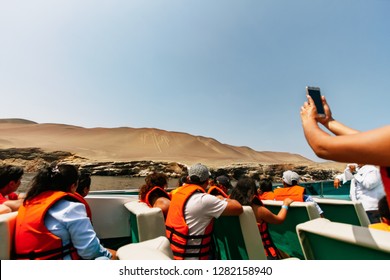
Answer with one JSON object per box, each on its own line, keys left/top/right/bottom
{"left": 261, "top": 200, "right": 320, "bottom": 259}
{"left": 0, "top": 212, "right": 18, "bottom": 260}
{"left": 85, "top": 195, "right": 136, "bottom": 239}
{"left": 313, "top": 197, "right": 370, "bottom": 227}
{"left": 213, "top": 206, "right": 266, "bottom": 260}
{"left": 124, "top": 200, "right": 166, "bottom": 243}
{"left": 296, "top": 218, "right": 390, "bottom": 259}
{"left": 117, "top": 236, "right": 173, "bottom": 260}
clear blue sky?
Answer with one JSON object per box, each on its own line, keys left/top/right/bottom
{"left": 1, "top": 1, "right": 389, "bottom": 161}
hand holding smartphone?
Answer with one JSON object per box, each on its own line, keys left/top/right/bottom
{"left": 306, "top": 86, "right": 325, "bottom": 118}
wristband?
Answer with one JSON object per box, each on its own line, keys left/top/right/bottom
{"left": 281, "top": 205, "right": 289, "bottom": 210}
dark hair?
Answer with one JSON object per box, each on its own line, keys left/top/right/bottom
{"left": 77, "top": 172, "right": 91, "bottom": 196}
{"left": 378, "top": 196, "right": 390, "bottom": 221}
{"left": 259, "top": 178, "right": 273, "bottom": 193}
{"left": 178, "top": 175, "right": 188, "bottom": 187}
{"left": 230, "top": 177, "right": 257, "bottom": 206}
{"left": 0, "top": 165, "right": 24, "bottom": 189}
{"left": 139, "top": 172, "right": 168, "bottom": 200}
{"left": 24, "top": 164, "right": 79, "bottom": 203}
{"left": 188, "top": 175, "right": 205, "bottom": 185}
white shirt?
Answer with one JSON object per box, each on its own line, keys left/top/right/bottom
{"left": 183, "top": 192, "right": 227, "bottom": 259}
{"left": 335, "top": 164, "right": 357, "bottom": 184}
{"left": 349, "top": 165, "right": 385, "bottom": 211}
{"left": 45, "top": 199, "right": 112, "bottom": 260}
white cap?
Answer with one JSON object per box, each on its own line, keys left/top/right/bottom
{"left": 282, "top": 170, "right": 300, "bottom": 185}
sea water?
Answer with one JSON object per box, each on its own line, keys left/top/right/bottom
{"left": 19, "top": 173, "right": 180, "bottom": 192}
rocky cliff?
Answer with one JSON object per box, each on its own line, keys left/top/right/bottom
{"left": 0, "top": 148, "right": 341, "bottom": 183}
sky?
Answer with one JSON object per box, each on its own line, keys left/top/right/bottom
{"left": 1, "top": 0, "right": 389, "bottom": 162}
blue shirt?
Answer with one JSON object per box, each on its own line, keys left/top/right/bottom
{"left": 44, "top": 199, "right": 112, "bottom": 260}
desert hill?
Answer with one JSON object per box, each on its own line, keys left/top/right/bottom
{"left": 0, "top": 118, "right": 317, "bottom": 168}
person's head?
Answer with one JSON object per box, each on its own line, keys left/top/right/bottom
{"left": 0, "top": 165, "right": 24, "bottom": 195}
{"left": 187, "top": 163, "right": 210, "bottom": 188}
{"left": 378, "top": 196, "right": 390, "bottom": 225}
{"left": 230, "top": 177, "right": 257, "bottom": 206}
{"left": 77, "top": 172, "right": 91, "bottom": 197}
{"left": 25, "top": 164, "right": 79, "bottom": 202}
{"left": 178, "top": 175, "right": 188, "bottom": 187}
{"left": 259, "top": 178, "right": 273, "bottom": 194}
{"left": 215, "top": 175, "right": 233, "bottom": 193}
{"left": 282, "top": 170, "right": 300, "bottom": 186}
{"left": 139, "top": 172, "right": 169, "bottom": 200}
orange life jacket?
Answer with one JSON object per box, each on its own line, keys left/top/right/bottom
{"left": 252, "top": 196, "right": 281, "bottom": 259}
{"left": 15, "top": 191, "right": 92, "bottom": 260}
{"left": 140, "top": 186, "right": 171, "bottom": 207}
{"left": 207, "top": 186, "right": 229, "bottom": 198}
{"left": 273, "top": 186, "right": 305, "bottom": 202}
{"left": 165, "top": 184, "right": 214, "bottom": 260}
{"left": 259, "top": 191, "right": 275, "bottom": 200}
{"left": 369, "top": 222, "right": 390, "bottom": 232}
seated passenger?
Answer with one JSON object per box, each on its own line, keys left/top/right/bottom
{"left": 207, "top": 175, "right": 232, "bottom": 198}
{"left": 369, "top": 196, "right": 390, "bottom": 232}
{"left": 0, "top": 165, "right": 24, "bottom": 212}
{"left": 76, "top": 172, "right": 91, "bottom": 197}
{"left": 75, "top": 172, "right": 93, "bottom": 218}
{"left": 230, "top": 177, "right": 293, "bottom": 259}
{"left": 166, "top": 163, "right": 243, "bottom": 260}
{"left": 274, "top": 170, "right": 324, "bottom": 217}
{"left": 258, "top": 178, "right": 275, "bottom": 200}
{"left": 139, "top": 172, "right": 171, "bottom": 218}
{"left": 15, "top": 164, "right": 116, "bottom": 260}
{"left": 170, "top": 175, "right": 187, "bottom": 196}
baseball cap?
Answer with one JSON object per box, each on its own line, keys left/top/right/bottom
{"left": 282, "top": 170, "right": 300, "bottom": 185}
{"left": 188, "top": 163, "right": 210, "bottom": 183}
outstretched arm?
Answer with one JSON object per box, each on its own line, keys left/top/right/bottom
{"left": 301, "top": 95, "right": 390, "bottom": 166}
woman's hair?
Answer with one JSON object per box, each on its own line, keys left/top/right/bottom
{"left": 139, "top": 172, "right": 168, "bottom": 200}
{"left": 77, "top": 172, "right": 91, "bottom": 196}
{"left": 0, "top": 165, "right": 24, "bottom": 188}
{"left": 259, "top": 178, "right": 273, "bottom": 193}
{"left": 24, "top": 164, "right": 79, "bottom": 203}
{"left": 230, "top": 176, "right": 257, "bottom": 206}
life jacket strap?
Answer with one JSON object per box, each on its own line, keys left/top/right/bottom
{"left": 15, "top": 243, "right": 77, "bottom": 260}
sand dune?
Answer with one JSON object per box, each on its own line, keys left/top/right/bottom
{"left": 0, "top": 118, "right": 316, "bottom": 167}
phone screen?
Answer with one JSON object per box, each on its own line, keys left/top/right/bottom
{"left": 306, "top": 87, "right": 325, "bottom": 116}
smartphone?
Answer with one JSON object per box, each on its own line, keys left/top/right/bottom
{"left": 306, "top": 86, "right": 325, "bottom": 118}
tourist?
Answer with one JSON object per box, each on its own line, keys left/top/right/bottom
{"left": 14, "top": 164, "right": 116, "bottom": 260}
{"left": 258, "top": 177, "right": 275, "bottom": 200}
{"left": 334, "top": 163, "right": 358, "bottom": 189}
{"left": 274, "top": 170, "right": 324, "bottom": 217}
{"left": 0, "top": 165, "right": 24, "bottom": 213}
{"left": 369, "top": 196, "right": 390, "bottom": 232}
{"left": 230, "top": 177, "right": 292, "bottom": 259}
{"left": 165, "top": 163, "right": 243, "bottom": 260}
{"left": 76, "top": 172, "right": 91, "bottom": 197}
{"left": 348, "top": 164, "right": 385, "bottom": 223}
{"left": 138, "top": 172, "right": 171, "bottom": 218}
{"left": 207, "top": 175, "right": 232, "bottom": 198}
{"left": 300, "top": 93, "right": 390, "bottom": 211}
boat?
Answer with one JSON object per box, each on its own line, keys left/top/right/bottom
{"left": 1, "top": 181, "right": 390, "bottom": 260}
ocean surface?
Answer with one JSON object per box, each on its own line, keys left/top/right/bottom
{"left": 19, "top": 173, "right": 349, "bottom": 199}
{"left": 19, "top": 173, "right": 180, "bottom": 193}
